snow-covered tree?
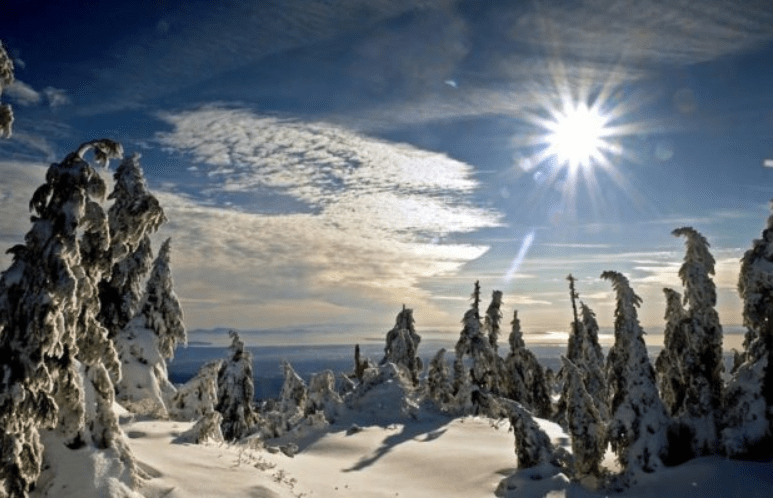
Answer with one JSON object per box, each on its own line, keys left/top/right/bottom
{"left": 0, "top": 40, "right": 14, "bottom": 137}
{"left": 579, "top": 302, "right": 608, "bottom": 421}
{"left": 484, "top": 290, "right": 503, "bottom": 353}
{"left": 114, "top": 238, "right": 185, "bottom": 416}
{"left": 382, "top": 305, "right": 422, "bottom": 384}
{"left": 602, "top": 271, "right": 669, "bottom": 485}
{"left": 501, "top": 311, "right": 552, "bottom": 418}
{"left": 216, "top": 331, "right": 259, "bottom": 441}
{"left": 562, "top": 357, "right": 605, "bottom": 479}
{"left": 169, "top": 360, "right": 222, "bottom": 421}
{"left": 503, "top": 399, "right": 558, "bottom": 470}
{"left": 426, "top": 348, "right": 453, "bottom": 407}
{"left": 655, "top": 288, "right": 688, "bottom": 416}
{"left": 555, "top": 275, "right": 585, "bottom": 427}
{"left": 454, "top": 282, "right": 499, "bottom": 397}
{"left": 98, "top": 154, "right": 166, "bottom": 337}
{"left": 668, "top": 227, "right": 724, "bottom": 455}
{"left": 0, "top": 140, "right": 134, "bottom": 497}
{"left": 723, "top": 202, "right": 773, "bottom": 458}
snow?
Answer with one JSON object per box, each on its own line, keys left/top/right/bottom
{"left": 51, "top": 408, "right": 769, "bottom": 498}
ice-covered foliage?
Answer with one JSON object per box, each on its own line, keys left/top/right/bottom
{"left": 656, "top": 288, "right": 687, "bottom": 416}
{"left": 669, "top": 227, "right": 723, "bottom": 455}
{"left": 216, "top": 331, "right": 259, "bottom": 441}
{"left": 98, "top": 154, "right": 165, "bottom": 337}
{"left": 0, "top": 141, "right": 130, "bottom": 497}
{"left": 454, "top": 282, "right": 500, "bottom": 398}
{"left": 114, "top": 320, "right": 176, "bottom": 418}
{"left": 579, "top": 303, "right": 608, "bottom": 421}
{"left": 723, "top": 202, "right": 773, "bottom": 458}
{"left": 114, "top": 238, "right": 184, "bottom": 418}
{"left": 347, "top": 363, "right": 420, "bottom": 422}
{"left": 169, "top": 360, "right": 222, "bottom": 421}
{"left": 501, "top": 311, "right": 552, "bottom": 418}
{"left": 501, "top": 398, "right": 558, "bottom": 470}
{"left": 562, "top": 357, "right": 605, "bottom": 478}
{"left": 426, "top": 348, "right": 454, "bottom": 408}
{"left": 602, "top": 271, "right": 669, "bottom": 484}
{"left": 0, "top": 40, "right": 14, "bottom": 137}
{"left": 174, "top": 410, "right": 224, "bottom": 445}
{"left": 132, "top": 238, "right": 185, "bottom": 360}
{"left": 484, "top": 290, "right": 504, "bottom": 353}
{"left": 382, "top": 306, "right": 423, "bottom": 384}
{"left": 308, "top": 370, "right": 344, "bottom": 420}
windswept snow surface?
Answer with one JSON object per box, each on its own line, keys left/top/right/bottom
{"left": 115, "top": 413, "right": 772, "bottom": 498}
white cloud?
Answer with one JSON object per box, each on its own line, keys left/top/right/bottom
{"left": 5, "top": 80, "right": 40, "bottom": 106}
{"left": 43, "top": 87, "right": 71, "bottom": 107}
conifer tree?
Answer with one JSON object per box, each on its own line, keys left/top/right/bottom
{"left": 723, "top": 202, "right": 773, "bottom": 458}
{"left": 501, "top": 311, "right": 552, "bottom": 418}
{"left": 655, "top": 288, "right": 688, "bottom": 416}
{"left": 555, "top": 275, "right": 585, "bottom": 427}
{"left": 98, "top": 154, "right": 166, "bottom": 337}
{"left": 114, "top": 238, "right": 185, "bottom": 415}
{"left": 602, "top": 271, "right": 669, "bottom": 485}
{"left": 382, "top": 305, "right": 422, "bottom": 384}
{"left": 484, "top": 290, "right": 504, "bottom": 353}
{"left": 0, "top": 140, "right": 132, "bottom": 497}
{"left": 0, "top": 40, "right": 14, "bottom": 137}
{"left": 578, "top": 303, "right": 607, "bottom": 421}
{"left": 216, "top": 331, "right": 259, "bottom": 441}
{"left": 427, "top": 348, "right": 454, "bottom": 409}
{"left": 670, "top": 227, "right": 723, "bottom": 455}
{"left": 454, "top": 282, "right": 499, "bottom": 397}
{"left": 562, "top": 357, "right": 605, "bottom": 479}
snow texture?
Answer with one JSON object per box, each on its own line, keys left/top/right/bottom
{"left": 216, "top": 331, "right": 259, "bottom": 441}
{"left": 381, "top": 306, "right": 423, "bottom": 385}
{"left": 99, "top": 154, "right": 166, "bottom": 338}
{"left": 0, "top": 141, "right": 129, "bottom": 497}
{"left": 602, "top": 271, "right": 669, "bottom": 485}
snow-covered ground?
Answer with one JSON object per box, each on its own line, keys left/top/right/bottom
{"left": 51, "top": 412, "right": 768, "bottom": 498}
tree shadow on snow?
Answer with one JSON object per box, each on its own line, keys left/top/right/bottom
{"left": 342, "top": 418, "right": 451, "bottom": 472}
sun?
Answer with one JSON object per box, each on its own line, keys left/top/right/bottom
{"left": 544, "top": 101, "right": 610, "bottom": 173}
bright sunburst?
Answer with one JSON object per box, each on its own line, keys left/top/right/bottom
{"left": 515, "top": 59, "right": 652, "bottom": 220}
{"left": 544, "top": 101, "right": 609, "bottom": 173}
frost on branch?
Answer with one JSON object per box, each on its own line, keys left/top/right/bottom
{"left": 114, "top": 238, "right": 184, "bottom": 417}
{"left": 0, "top": 141, "right": 135, "bottom": 496}
{"left": 562, "top": 357, "right": 605, "bottom": 479}
{"left": 501, "top": 311, "right": 552, "bottom": 418}
{"left": 99, "top": 154, "right": 166, "bottom": 337}
{"left": 453, "top": 282, "right": 500, "bottom": 405}
{"left": 668, "top": 227, "right": 723, "bottom": 455}
{"left": 381, "top": 305, "right": 423, "bottom": 385}
{"left": 216, "top": 331, "right": 259, "bottom": 441}
{"left": 602, "top": 271, "right": 668, "bottom": 486}
{"left": 723, "top": 202, "right": 773, "bottom": 459}
{"left": 0, "top": 40, "right": 15, "bottom": 137}
{"left": 169, "top": 360, "right": 222, "bottom": 421}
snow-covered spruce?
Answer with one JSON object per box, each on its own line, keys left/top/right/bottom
{"left": 501, "top": 311, "right": 552, "bottom": 418}
{"left": 723, "top": 202, "right": 773, "bottom": 459}
{"left": 169, "top": 360, "right": 222, "bottom": 421}
{"left": 484, "top": 290, "right": 504, "bottom": 354}
{"left": 347, "top": 363, "right": 421, "bottom": 422}
{"left": 381, "top": 305, "right": 423, "bottom": 384}
{"left": 216, "top": 331, "right": 259, "bottom": 441}
{"left": 426, "top": 348, "right": 454, "bottom": 409}
{"left": 562, "top": 357, "right": 605, "bottom": 479}
{"left": 115, "top": 238, "right": 185, "bottom": 417}
{"left": 0, "top": 39, "right": 14, "bottom": 137}
{"left": 174, "top": 410, "right": 224, "bottom": 444}
{"left": 453, "top": 282, "right": 500, "bottom": 401}
{"left": 554, "top": 275, "right": 585, "bottom": 428}
{"left": 656, "top": 288, "right": 688, "bottom": 416}
{"left": 668, "top": 227, "right": 723, "bottom": 456}
{"left": 578, "top": 302, "right": 608, "bottom": 421}
{"left": 0, "top": 141, "right": 136, "bottom": 497}
{"left": 602, "top": 271, "right": 669, "bottom": 486}
{"left": 500, "top": 398, "right": 559, "bottom": 470}
{"left": 98, "top": 154, "right": 166, "bottom": 338}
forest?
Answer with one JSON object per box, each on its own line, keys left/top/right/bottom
{"left": 1, "top": 40, "right": 772, "bottom": 498}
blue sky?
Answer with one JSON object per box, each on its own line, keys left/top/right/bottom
{"left": 2, "top": 1, "right": 773, "bottom": 341}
